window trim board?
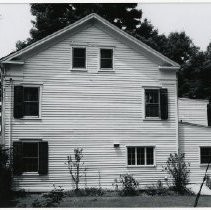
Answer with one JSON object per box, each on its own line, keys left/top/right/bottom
{"left": 98, "top": 47, "right": 115, "bottom": 71}
{"left": 199, "top": 146, "right": 211, "bottom": 166}
{"left": 71, "top": 46, "right": 87, "bottom": 70}
{"left": 13, "top": 84, "right": 42, "bottom": 120}
{"left": 125, "top": 145, "right": 156, "bottom": 167}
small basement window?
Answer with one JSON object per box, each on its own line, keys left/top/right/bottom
{"left": 100, "top": 49, "right": 113, "bottom": 69}
{"left": 72, "top": 48, "right": 86, "bottom": 68}
{"left": 127, "top": 146, "right": 154, "bottom": 166}
{"left": 200, "top": 147, "right": 211, "bottom": 164}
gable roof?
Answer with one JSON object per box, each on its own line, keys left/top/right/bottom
{"left": 0, "top": 13, "right": 180, "bottom": 68}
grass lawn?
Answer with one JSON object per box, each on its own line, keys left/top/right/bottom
{"left": 5, "top": 193, "right": 211, "bottom": 207}
{"left": 58, "top": 195, "right": 211, "bottom": 207}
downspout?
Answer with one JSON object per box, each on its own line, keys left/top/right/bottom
{"left": 0, "top": 63, "right": 5, "bottom": 145}
{"left": 176, "top": 71, "right": 179, "bottom": 154}
{"left": 9, "top": 77, "right": 13, "bottom": 148}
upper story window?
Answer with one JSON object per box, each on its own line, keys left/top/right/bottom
{"left": 145, "top": 88, "right": 168, "bottom": 120}
{"left": 100, "top": 49, "right": 113, "bottom": 69}
{"left": 145, "top": 89, "right": 160, "bottom": 118}
{"left": 127, "top": 146, "right": 154, "bottom": 166}
{"left": 72, "top": 48, "right": 86, "bottom": 68}
{"left": 14, "top": 86, "right": 40, "bottom": 119}
{"left": 200, "top": 147, "right": 211, "bottom": 164}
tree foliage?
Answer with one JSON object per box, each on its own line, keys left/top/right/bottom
{"left": 15, "top": 4, "right": 211, "bottom": 99}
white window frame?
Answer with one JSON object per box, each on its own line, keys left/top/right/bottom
{"left": 98, "top": 47, "right": 115, "bottom": 72}
{"left": 14, "top": 83, "right": 42, "bottom": 120}
{"left": 199, "top": 146, "right": 211, "bottom": 166}
{"left": 71, "top": 46, "right": 87, "bottom": 71}
{"left": 143, "top": 87, "right": 161, "bottom": 120}
{"left": 126, "top": 145, "right": 156, "bottom": 167}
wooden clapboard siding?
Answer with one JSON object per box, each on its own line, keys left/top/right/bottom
{"left": 178, "top": 98, "right": 208, "bottom": 126}
{"left": 3, "top": 23, "right": 177, "bottom": 191}
{"left": 179, "top": 123, "right": 211, "bottom": 184}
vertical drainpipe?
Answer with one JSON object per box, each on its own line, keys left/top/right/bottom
{"left": 10, "top": 77, "right": 13, "bottom": 148}
{"left": 176, "top": 71, "right": 179, "bottom": 154}
{"left": 0, "top": 63, "right": 5, "bottom": 145}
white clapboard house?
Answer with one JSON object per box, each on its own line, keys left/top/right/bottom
{"left": 0, "top": 13, "right": 210, "bottom": 192}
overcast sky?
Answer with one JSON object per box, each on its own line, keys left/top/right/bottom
{"left": 0, "top": 3, "right": 211, "bottom": 58}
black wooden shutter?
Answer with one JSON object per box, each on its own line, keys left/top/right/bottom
{"left": 14, "top": 86, "right": 24, "bottom": 118}
{"left": 38, "top": 141, "right": 48, "bottom": 175}
{"left": 160, "top": 88, "right": 168, "bottom": 120}
{"left": 13, "top": 141, "right": 23, "bottom": 175}
{"left": 207, "top": 103, "right": 211, "bottom": 126}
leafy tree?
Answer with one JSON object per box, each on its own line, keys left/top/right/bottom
{"left": 16, "top": 3, "right": 142, "bottom": 50}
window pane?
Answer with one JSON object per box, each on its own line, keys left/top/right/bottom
{"left": 201, "top": 147, "right": 211, "bottom": 164}
{"left": 128, "top": 147, "right": 135, "bottom": 165}
{"left": 74, "top": 48, "right": 85, "bottom": 57}
{"left": 137, "top": 147, "right": 145, "bottom": 165}
{"left": 146, "top": 147, "right": 154, "bottom": 165}
{"left": 23, "top": 142, "right": 38, "bottom": 157}
{"left": 24, "top": 87, "right": 38, "bottom": 101}
{"left": 100, "top": 49, "right": 113, "bottom": 69}
{"left": 23, "top": 142, "right": 38, "bottom": 172}
{"left": 73, "top": 48, "right": 86, "bottom": 68}
{"left": 73, "top": 58, "right": 86, "bottom": 68}
{"left": 23, "top": 158, "right": 38, "bottom": 172}
{"left": 24, "top": 102, "right": 39, "bottom": 116}
{"left": 101, "top": 49, "right": 112, "bottom": 58}
{"left": 145, "top": 90, "right": 159, "bottom": 103}
{"left": 146, "top": 104, "right": 159, "bottom": 117}
{"left": 101, "top": 59, "right": 113, "bottom": 69}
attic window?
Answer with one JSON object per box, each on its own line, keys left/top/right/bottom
{"left": 72, "top": 48, "right": 86, "bottom": 68}
{"left": 100, "top": 49, "right": 113, "bottom": 69}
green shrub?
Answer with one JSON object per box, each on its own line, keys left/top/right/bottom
{"left": 32, "top": 185, "right": 64, "bottom": 207}
{"left": 146, "top": 180, "right": 171, "bottom": 196}
{"left": 113, "top": 174, "right": 139, "bottom": 196}
{"left": 0, "top": 145, "right": 13, "bottom": 201}
{"left": 163, "top": 153, "right": 190, "bottom": 194}
{"left": 206, "top": 175, "right": 211, "bottom": 189}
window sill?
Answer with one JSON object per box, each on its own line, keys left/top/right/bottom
{"left": 14, "top": 117, "right": 42, "bottom": 121}
{"left": 70, "top": 68, "right": 87, "bottom": 72}
{"left": 200, "top": 164, "right": 210, "bottom": 167}
{"left": 127, "top": 165, "right": 156, "bottom": 168}
{"left": 22, "top": 172, "right": 39, "bottom": 176}
{"left": 98, "top": 69, "right": 115, "bottom": 73}
{"left": 143, "top": 118, "right": 161, "bottom": 121}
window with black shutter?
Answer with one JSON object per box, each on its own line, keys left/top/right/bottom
{"left": 14, "top": 86, "right": 39, "bottom": 118}
{"left": 145, "top": 89, "right": 160, "bottom": 118}
{"left": 200, "top": 147, "right": 211, "bottom": 164}
{"left": 145, "top": 88, "right": 168, "bottom": 120}
{"left": 207, "top": 103, "right": 211, "bottom": 126}
{"left": 100, "top": 49, "right": 113, "bottom": 69}
{"left": 13, "top": 141, "right": 48, "bottom": 175}
{"left": 72, "top": 48, "right": 86, "bottom": 68}
{"left": 127, "top": 146, "right": 154, "bottom": 166}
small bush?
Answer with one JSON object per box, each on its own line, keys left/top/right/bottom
{"left": 206, "top": 175, "right": 211, "bottom": 189}
{"left": 0, "top": 145, "right": 13, "bottom": 201}
{"left": 113, "top": 174, "right": 139, "bottom": 196}
{"left": 32, "top": 185, "right": 64, "bottom": 207}
{"left": 163, "top": 153, "right": 190, "bottom": 194}
{"left": 66, "top": 187, "right": 104, "bottom": 197}
{"left": 146, "top": 180, "right": 171, "bottom": 196}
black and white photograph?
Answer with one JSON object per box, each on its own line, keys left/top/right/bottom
{"left": 1, "top": 1, "right": 211, "bottom": 208}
